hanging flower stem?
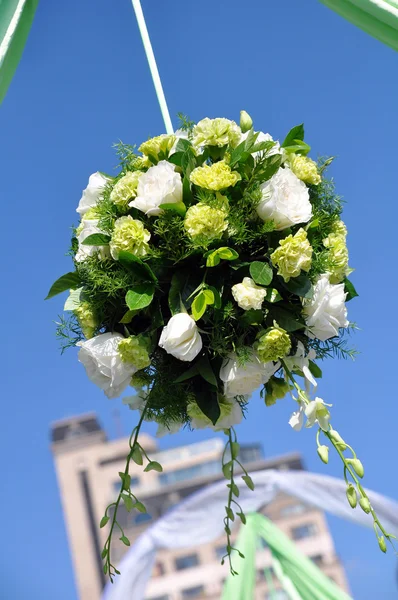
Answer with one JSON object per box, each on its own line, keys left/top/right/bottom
{"left": 281, "top": 359, "right": 396, "bottom": 553}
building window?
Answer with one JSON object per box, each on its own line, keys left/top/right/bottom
{"left": 181, "top": 586, "right": 204, "bottom": 599}
{"left": 291, "top": 523, "right": 317, "bottom": 540}
{"left": 151, "top": 561, "right": 165, "bottom": 577}
{"left": 310, "top": 554, "right": 324, "bottom": 566}
{"left": 175, "top": 553, "right": 199, "bottom": 570}
{"left": 158, "top": 461, "right": 220, "bottom": 486}
{"left": 280, "top": 503, "right": 307, "bottom": 517}
{"left": 215, "top": 545, "right": 226, "bottom": 560}
{"left": 239, "top": 444, "right": 263, "bottom": 463}
{"left": 147, "top": 596, "right": 169, "bottom": 600}
{"left": 113, "top": 476, "right": 140, "bottom": 493}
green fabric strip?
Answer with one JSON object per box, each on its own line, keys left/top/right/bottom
{"left": 319, "top": 0, "right": 398, "bottom": 51}
{"left": 222, "top": 513, "right": 353, "bottom": 600}
{"left": 0, "top": 0, "right": 39, "bottom": 104}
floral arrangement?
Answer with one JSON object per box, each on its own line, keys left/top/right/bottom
{"left": 47, "top": 111, "right": 394, "bottom": 580}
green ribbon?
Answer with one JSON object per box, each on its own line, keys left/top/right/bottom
{"left": 222, "top": 513, "right": 353, "bottom": 600}
{"left": 0, "top": 0, "right": 39, "bottom": 104}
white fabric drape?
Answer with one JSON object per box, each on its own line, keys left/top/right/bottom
{"left": 101, "top": 469, "right": 398, "bottom": 600}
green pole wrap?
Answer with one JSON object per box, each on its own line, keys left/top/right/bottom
{"left": 222, "top": 513, "right": 353, "bottom": 600}
{"left": 0, "top": 0, "right": 39, "bottom": 104}
{"left": 319, "top": 0, "right": 398, "bottom": 51}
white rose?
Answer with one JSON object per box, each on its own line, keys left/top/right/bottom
{"left": 303, "top": 274, "right": 349, "bottom": 341}
{"left": 76, "top": 172, "right": 109, "bottom": 216}
{"left": 159, "top": 313, "right": 202, "bottom": 362}
{"left": 77, "top": 333, "right": 136, "bottom": 399}
{"left": 75, "top": 219, "right": 110, "bottom": 263}
{"left": 232, "top": 277, "right": 267, "bottom": 310}
{"left": 240, "top": 130, "right": 281, "bottom": 158}
{"left": 220, "top": 351, "right": 279, "bottom": 398}
{"left": 257, "top": 167, "right": 312, "bottom": 231}
{"left": 129, "top": 160, "right": 183, "bottom": 217}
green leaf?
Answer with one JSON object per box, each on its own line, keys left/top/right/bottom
{"left": 231, "top": 482, "right": 240, "bottom": 497}
{"left": 81, "top": 233, "right": 111, "bottom": 246}
{"left": 174, "top": 363, "right": 199, "bottom": 383}
{"left": 250, "top": 261, "right": 273, "bottom": 286}
{"left": 192, "top": 291, "right": 207, "bottom": 321}
{"left": 344, "top": 278, "right": 359, "bottom": 301}
{"left": 125, "top": 282, "right": 155, "bottom": 311}
{"left": 119, "top": 309, "right": 138, "bottom": 324}
{"left": 64, "top": 287, "right": 84, "bottom": 311}
{"left": 265, "top": 288, "right": 282, "bottom": 303}
{"left": 281, "top": 273, "right": 313, "bottom": 298}
{"left": 118, "top": 251, "right": 157, "bottom": 282}
{"left": 308, "top": 360, "right": 322, "bottom": 379}
{"left": 196, "top": 354, "right": 218, "bottom": 387}
{"left": 222, "top": 462, "right": 232, "bottom": 479}
{"left": 175, "top": 138, "right": 193, "bottom": 153}
{"left": 226, "top": 506, "right": 235, "bottom": 521}
{"left": 131, "top": 447, "right": 143, "bottom": 466}
{"left": 242, "top": 475, "right": 255, "bottom": 491}
{"left": 254, "top": 154, "right": 282, "bottom": 184}
{"left": 134, "top": 501, "right": 147, "bottom": 513}
{"left": 202, "top": 289, "right": 215, "bottom": 305}
{"left": 237, "top": 512, "right": 247, "bottom": 525}
{"left": 100, "top": 516, "right": 109, "bottom": 528}
{"left": 168, "top": 151, "right": 184, "bottom": 167}
{"left": 144, "top": 461, "right": 163, "bottom": 473}
{"left": 281, "top": 124, "right": 305, "bottom": 148}
{"left": 168, "top": 270, "right": 202, "bottom": 314}
{"left": 231, "top": 442, "right": 240, "bottom": 460}
{"left": 250, "top": 140, "right": 275, "bottom": 154}
{"left": 45, "top": 272, "right": 81, "bottom": 300}
{"left": 120, "top": 535, "right": 130, "bottom": 546}
{"left": 206, "top": 247, "right": 239, "bottom": 267}
{"left": 239, "top": 308, "right": 264, "bottom": 327}
{"left": 271, "top": 307, "right": 305, "bottom": 332}
{"left": 101, "top": 547, "right": 108, "bottom": 559}
{"left": 182, "top": 175, "right": 193, "bottom": 204}
{"left": 122, "top": 493, "right": 134, "bottom": 512}
{"left": 192, "top": 377, "right": 220, "bottom": 425}
{"left": 207, "top": 285, "right": 222, "bottom": 309}
{"left": 283, "top": 139, "right": 311, "bottom": 156}
{"left": 160, "top": 201, "right": 187, "bottom": 217}
{"left": 118, "top": 472, "right": 131, "bottom": 490}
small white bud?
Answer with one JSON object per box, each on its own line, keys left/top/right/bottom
{"left": 317, "top": 445, "right": 329, "bottom": 464}
{"left": 240, "top": 110, "right": 253, "bottom": 133}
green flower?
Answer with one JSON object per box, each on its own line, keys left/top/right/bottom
{"left": 110, "top": 215, "right": 150, "bottom": 260}
{"left": 323, "top": 231, "right": 349, "bottom": 284}
{"left": 74, "top": 302, "right": 97, "bottom": 339}
{"left": 256, "top": 325, "right": 291, "bottom": 363}
{"left": 271, "top": 228, "right": 312, "bottom": 282}
{"left": 289, "top": 154, "right": 321, "bottom": 185}
{"left": 190, "top": 161, "right": 241, "bottom": 191}
{"left": 139, "top": 134, "right": 176, "bottom": 161}
{"left": 192, "top": 117, "right": 241, "bottom": 148}
{"left": 331, "top": 219, "right": 347, "bottom": 237}
{"left": 118, "top": 336, "right": 151, "bottom": 370}
{"left": 265, "top": 376, "right": 293, "bottom": 406}
{"left": 184, "top": 203, "right": 228, "bottom": 244}
{"left": 110, "top": 171, "right": 143, "bottom": 208}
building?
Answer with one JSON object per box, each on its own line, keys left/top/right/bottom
{"left": 51, "top": 413, "right": 349, "bottom": 600}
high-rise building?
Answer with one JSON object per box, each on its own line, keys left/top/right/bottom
{"left": 51, "top": 413, "right": 349, "bottom": 600}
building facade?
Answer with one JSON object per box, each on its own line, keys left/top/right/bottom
{"left": 51, "top": 413, "right": 349, "bottom": 600}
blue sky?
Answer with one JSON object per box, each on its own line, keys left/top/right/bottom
{"left": 1, "top": 0, "right": 398, "bottom": 598}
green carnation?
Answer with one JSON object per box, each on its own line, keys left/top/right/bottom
{"left": 289, "top": 154, "right": 321, "bottom": 185}
{"left": 184, "top": 203, "right": 228, "bottom": 244}
{"left": 110, "top": 216, "right": 150, "bottom": 260}
{"left": 74, "top": 302, "right": 97, "bottom": 339}
{"left": 256, "top": 325, "right": 291, "bottom": 362}
{"left": 331, "top": 219, "right": 347, "bottom": 238}
{"left": 118, "top": 336, "right": 151, "bottom": 370}
{"left": 192, "top": 117, "right": 241, "bottom": 148}
{"left": 271, "top": 228, "right": 312, "bottom": 282}
{"left": 323, "top": 231, "right": 349, "bottom": 284}
{"left": 190, "top": 161, "right": 241, "bottom": 191}
{"left": 265, "top": 376, "right": 293, "bottom": 406}
{"left": 110, "top": 171, "right": 142, "bottom": 208}
{"left": 139, "top": 134, "right": 176, "bottom": 161}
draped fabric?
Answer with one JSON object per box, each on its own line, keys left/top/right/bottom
{"left": 319, "top": 0, "right": 398, "bottom": 50}
{"left": 0, "top": 0, "right": 39, "bottom": 104}
{"left": 101, "top": 469, "right": 398, "bottom": 600}
{"left": 221, "top": 513, "right": 352, "bottom": 600}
